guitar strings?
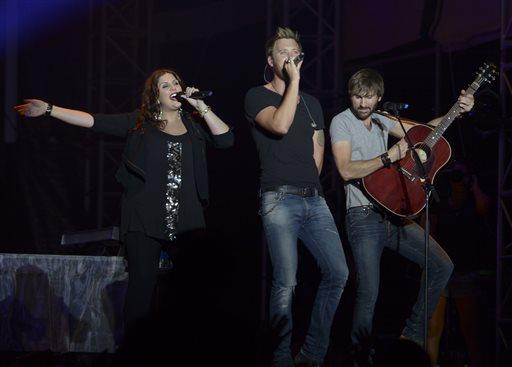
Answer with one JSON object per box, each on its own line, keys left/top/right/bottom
{"left": 393, "top": 65, "right": 495, "bottom": 184}
{"left": 398, "top": 100, "right": 462, "bottom": 175}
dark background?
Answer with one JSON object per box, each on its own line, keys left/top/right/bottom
{"left": 0, "top": 0, "right": 503, "bottom": 365}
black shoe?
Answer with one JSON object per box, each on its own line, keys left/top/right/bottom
{"left": 294, "top": 351, "right": 322, "bottom": 367}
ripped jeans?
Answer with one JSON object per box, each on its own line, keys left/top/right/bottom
{"left": 260, "top": 191, "right": 348, "bottom": 366}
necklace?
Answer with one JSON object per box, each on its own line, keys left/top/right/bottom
{"left": 268, "top": 81, "right": 317, "bottom": 129}
{"left": 300, "top": 94, "right": 317, "bottom": 128}
{"left": 268, "top": 82, "right": 280, "bottom": 94}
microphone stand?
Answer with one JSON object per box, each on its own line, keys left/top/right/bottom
{"left": 390, "top": 106, "right": 434, "bottom": 351}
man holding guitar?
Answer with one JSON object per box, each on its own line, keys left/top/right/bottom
{"left": 329, "top": 68, "right": 474, "bottom": 358}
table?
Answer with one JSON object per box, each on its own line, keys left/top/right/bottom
{"left": 0, "top": 253, "right": 127, "bottom": 352}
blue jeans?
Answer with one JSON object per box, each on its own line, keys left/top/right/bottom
{"left": 346, "top": 206, "right": 453, "bottom": 346}
{"left": 260, "top": 191, "right": 348, "bottom": 366}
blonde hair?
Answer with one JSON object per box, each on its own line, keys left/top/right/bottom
{"left": 348, "top": 68, "right": 385, "bottom": 97}
{"left": 265, "top": 27, "right": 302, "bottom": 57}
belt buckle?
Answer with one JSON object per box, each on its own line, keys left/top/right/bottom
{"left": 303, "top": 187, "right": 315, "bottom": 197}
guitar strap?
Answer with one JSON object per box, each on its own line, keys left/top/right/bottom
{"left": 372, "top": 116, "right": 385, "bottom": 132}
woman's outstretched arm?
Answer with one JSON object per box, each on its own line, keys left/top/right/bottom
{"left": 15, "top": 99, "right": 94, "bottom": 128}
{"left": 15, "top": 99, "right": 138, "bottom": 137}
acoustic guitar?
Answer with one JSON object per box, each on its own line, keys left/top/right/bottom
{"left": 362, "top": 62, "right": 497, "bottom": 218}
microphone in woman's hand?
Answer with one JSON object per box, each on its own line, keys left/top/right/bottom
{"left": 171, "top": 91, "right": 213, "bottom": 100}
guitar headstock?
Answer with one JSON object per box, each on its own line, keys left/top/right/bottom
{"left": 475, "top": 62, "right": 498, "bottom": 87}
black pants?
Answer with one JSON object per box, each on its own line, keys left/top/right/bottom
{"left": 123, "top": 231, "right": 166, "bottom": 329}
{"left": 123, "top": 229, "right": 211, "bottom": 330}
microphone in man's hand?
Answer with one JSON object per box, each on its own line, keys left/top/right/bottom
{"left": 382, "top": 101, "right": 410, "bottom": 111}
{"left": 171, "top": 91, "right": 213, "bottom": 100}
{"left": 284, "top": 52, "right": 305, "bottom": 66}
{"left": 282, "top": 53, "right": 305, "bottom": 82}
{"left": 293, "top": 52, "right": 304, "bottom": 65}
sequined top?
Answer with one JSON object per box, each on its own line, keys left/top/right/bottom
{"left": 127, "top": 129, "right": 205, "bottom": 241}
{"left": 90, "top": 111, "right": 234, "bottom": 241}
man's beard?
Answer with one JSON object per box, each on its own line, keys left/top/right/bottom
{"left": 273, "top": 64, "right": 290, "bottom": 83}
{"left": 351, "top": 105, "right": 375, "bottom": 120}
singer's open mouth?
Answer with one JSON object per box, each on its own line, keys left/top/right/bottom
{"left": 170, "top": 93, "right": 181, "bottom": 101}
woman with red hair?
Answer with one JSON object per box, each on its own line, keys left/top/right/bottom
{"left": 16, "top": 69, "right": 233, "bottom": 330}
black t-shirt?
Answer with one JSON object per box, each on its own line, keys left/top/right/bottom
{"left": 244, "top": 86, "right": 324, "bottom": 189}
{"left": 129, "top": 129, "right": 205, "bottom": 240}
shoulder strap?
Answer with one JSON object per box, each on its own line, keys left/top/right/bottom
{"left": 371, "top": 117, "right": 385, "bottom": 132}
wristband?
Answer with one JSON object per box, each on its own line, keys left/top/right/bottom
{"left": 380, "top": 152, "right": 391, "bottom": 168}
{"left": 45, "top": 103, "right": 53, "bottom": 116}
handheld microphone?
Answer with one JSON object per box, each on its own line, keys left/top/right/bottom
{"left": 382, "top": 101, "right": 409, "bottom": 111}
{"left": 293, "top": 52, "right": 304, "bottom": 65}
{"left": 171, "top": 90, "right": 213, "bottom": 100}
{"left": 284, "top": 52, "right": 305, "bottom": 66}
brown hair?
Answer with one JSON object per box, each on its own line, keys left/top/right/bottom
{"left": 135, "top": 69, "right": 186, "bottom": 131}
{"left": 348, "top": 68, "right": 385, "bottom": 97}
{"left": 265, "top": 26, "right": 302, "bottom": 57}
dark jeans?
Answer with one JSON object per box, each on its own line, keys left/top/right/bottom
{"left": 346, "top": 206, "right": 453, "bottom": 346}
{"left": 260, "top": 191, "right": 349, "bottom": 366}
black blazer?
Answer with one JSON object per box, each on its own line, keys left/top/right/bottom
{"left": 91, "top": 110, "right": 234, "bottom": 238}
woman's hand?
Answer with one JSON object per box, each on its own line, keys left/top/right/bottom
{"left": 182, "top": 87, "right": 207, "bottom": 111}
{"left": 14, "top": 99, "right": 48, "bottom": 117}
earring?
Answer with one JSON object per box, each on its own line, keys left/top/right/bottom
{"left": 153, "top": 102, "right": 163, "bottom": 121}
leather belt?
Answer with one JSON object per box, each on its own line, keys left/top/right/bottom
{"left": 261, "top": 185, "right": 323, "bottom": 197}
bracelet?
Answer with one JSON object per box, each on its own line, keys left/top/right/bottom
{"left": 198, "top": 105, "right": 210, "bottom": 118}
{"left": 380, "top": 152, "right": 391, "bottom": 168}
{"left": 45, "top": 103, "right": 53, "bottom": 116}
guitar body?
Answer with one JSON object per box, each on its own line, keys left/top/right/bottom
{"left": 362, "top": 125, "right": 451, "bottom": 217}
{"left": 361, "top": 62, "right": 497, "bottom": 217}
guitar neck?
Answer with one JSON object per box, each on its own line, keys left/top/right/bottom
{"left": 425, "top": 82, "right": 478, "bottom": 148}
